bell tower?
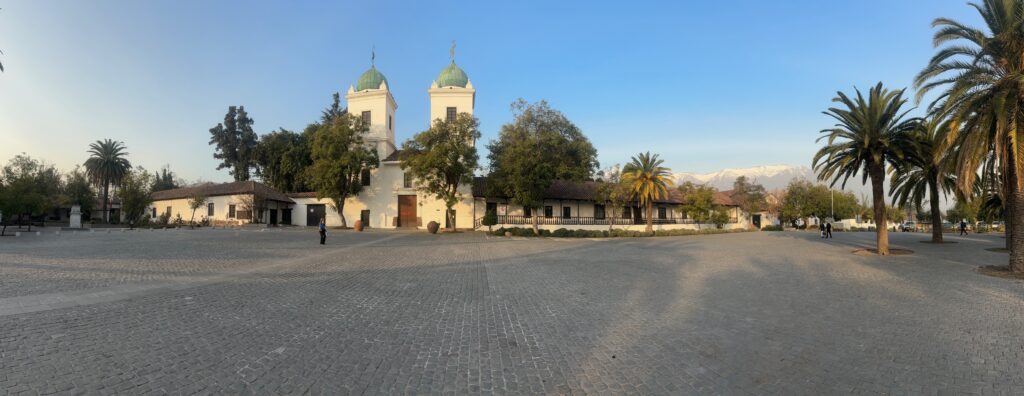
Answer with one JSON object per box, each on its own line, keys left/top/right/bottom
{"left": 429, "top": 42, "right": 475, "bottom": 126}
{"left": 347, "top": 49, "right": 398, "bottom": 159}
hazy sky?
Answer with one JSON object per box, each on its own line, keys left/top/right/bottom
{"left": 0, "top": 1, "right": 978, "bottom": 183}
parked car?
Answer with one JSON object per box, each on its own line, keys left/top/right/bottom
{"left": 900, "top": 221, "right": 916, "bottom": 232}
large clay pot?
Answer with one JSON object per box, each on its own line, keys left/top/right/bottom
{"left": 354, "top": 220, "right": 364, "bottom": 232}
{"left": 427, "top": 221, "right": 440, "bottom": 234}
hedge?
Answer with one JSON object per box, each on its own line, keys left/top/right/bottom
{"left": 489, "top": 227, "right": 752, "bottom": 238}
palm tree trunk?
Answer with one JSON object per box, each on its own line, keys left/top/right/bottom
{"left": 532, "top": 209, "right": 539, "bottom": 235}
{"left": 1008, "top": 156, "right": 1024, "bottom": 272}
{"left": 870, "top": 165, "right": 889, "bottom": 255}
{"left": 645, "top": 202, "right": 653, "bottom": 233}
{"left": 1005, "top": 192, "right": 1012, "bottom": 250}
{"left": 929, "top": 179, "right": 943, "bottom": 243}
{"left": 102, "top": 180, "right": 110, "bottom": 223}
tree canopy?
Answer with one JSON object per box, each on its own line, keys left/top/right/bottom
{"left": 84, "top": 139, "right": 131, "bottom": 222}
{"left": 486, "top": 99, "right": 598, "bottom": 232}
{"left": 306, "top": 110, "right": 377, "bottom": 228}
{"left": 209, "top": 106, "right": 258, "bottom": 182}
{"left": 731, "top": 176, "right": 767, "bottom": 213}
{"left": 400, "top": 113, "right": 481, "bottom": 230}
{"left": 255, "top": 128, "right": 314, "bottom": 193}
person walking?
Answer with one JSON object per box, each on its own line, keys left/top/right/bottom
{"left": 819, "top": 222, "right": 825, "bottom": 238}
{"left": 826, "top": 222, "right": 833, "bottom": 239}
{"left": 319, "top": 217, "right": 327, "bottom": 245}
{"left": 959, "top": 220, "right": 968, "bottom": 236}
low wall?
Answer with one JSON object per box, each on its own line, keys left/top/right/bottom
{"left": 480, "top": 222, "right": 748, "bottom": 232}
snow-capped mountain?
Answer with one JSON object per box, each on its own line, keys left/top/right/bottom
{"left": 672, "top": 165, "right": 815, "bottom": 191}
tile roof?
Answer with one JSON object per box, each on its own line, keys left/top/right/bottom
{"left": 472, "top": 177, "right": 686, "bottom": 204}
{"left": 150, "top": 181, "right": 294, "bottom": 203}
{"left": 382, "top": 150, "right": 403, "bottom": 162}
{"left": 713, "top": 190, "right": 738, "bottom": 207}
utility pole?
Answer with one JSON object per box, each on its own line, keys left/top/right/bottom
{"left": 831, "top": 189, "right": 834, "bottom": 221}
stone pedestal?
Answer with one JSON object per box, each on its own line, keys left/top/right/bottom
{"left": 69, "top": 205, "right": 82, "bottom": 229}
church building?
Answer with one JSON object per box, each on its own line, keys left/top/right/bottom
{"left": 288, "top": 52, "right": 479, "bottom": 229}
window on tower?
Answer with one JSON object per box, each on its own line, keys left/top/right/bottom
{"left": 361, "top": 111, "right": 371, "bottom": 126}
{"left": 388, "top": 115, "right": 392, "bottom": 131}
{"left": 361, "top": 169, "right": 371, "bottom": 186}
{"left": 446, "top": 107, "right": 457, "bottom": 122}
{"left": 403, "top": 172, "right": 414, "bottom": 189}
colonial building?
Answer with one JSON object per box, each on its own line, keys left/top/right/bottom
{"left": 147, "top": 50, "right": 772, "bottom": 231}
{"left": 287, "top": 52, "right": 478, "bottom": 229}
{"left": 471, "top": 178, "right": 757, "bottom": 232}
{"left": 150, "top": 181, "right": 294, "bottom": 226}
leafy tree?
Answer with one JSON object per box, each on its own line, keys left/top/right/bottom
{"left": 209, "top": 106, "right": 258, "bottom": 181}
{"left": 887, "top": 205, "right": 908, "bottom": 225}
{"left": 679, "top": 182, "right": 716, "bottom": 230}
{"left": 255, "top": 128, "right": 313, "bottom": 193}
{"left": 117, "top": 169, "right": 153, "bottom": 229}
{"left": 779, "top": 178, "right": 857, "bottom": 227}
{"left": 84, "top": 139, "right": 131, "bottom": 222}
{"left": 486, "top": 99, "right": 599, "bottom": 234}
{"left": 946, "top": 196, "right": 981, "bottom": 225}
{"left": 622, "top": 152, "right": 671, "bottom": 233}
{"left": 889, "top": 116, "right": 956, "bottom": 242}
{"left": 481, "top": 212, "right": 497, "bottom": 232}
{"left": 813, "top": 83, "right": 916, "bottom": 255}
{"left": 594, "top": 165, "right": 629, "bottom": 231}
{"left": 0, "top": 154, "right": 52, "bottom": 234}
{"left": 187, "top": 192, "right": 208, "bottom": 228}
{"left": 63, "top": 166, "right": 95, "bottom": 219}
{"left": 400, "top": 113, "right": 481, "bottom": 231}
{"left": 711, "top": 208, "right": 731, "bottom": 229}
{"left": 731, "top": 176, "right": 767, "bottom": 213}
{"left": 33, "top": 160, "right": 63, "bottom": 226}
{"left": 152, "top": 165, "right": 181, "bottom": 192}
{"left": 915, "top": 0, "right": 1024, "bottom": 271}
{"left": 306, "top": 111, "right": 378, "bottom": 228}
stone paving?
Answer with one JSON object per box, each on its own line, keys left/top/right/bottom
{"left": 0, "top": 227, "right": 1022, "bottom": 394}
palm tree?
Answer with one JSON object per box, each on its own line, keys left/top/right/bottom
{"left": 84, "top": 139, "right": 131, "bottom": 222}
{"left": 889, "top": 116, "right": 956, "bottom": 243}
{"left": 622, "top": 152, "right": 671, "bottom": 233}
{"left": 915, "top": 0, "right": 1024, "bottom": 272}
{"left": 813, "top": 83, "right": 917, "bottom": 255}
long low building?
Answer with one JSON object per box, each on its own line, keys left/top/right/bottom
{"left": 149, "top": 181, "right": 294, "bottom": 226}
{"left": 469, "top": 177, "right": 772, "bottom": 231}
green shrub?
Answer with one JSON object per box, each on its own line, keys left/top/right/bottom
{"left": 481, "top": 212, "right": 497, "bottom": 231}
{"left": 761, "top": 225, "right": 783, "bottom": 231}
{"left": 490, "top": 227, "right": 751, "bottom": 238}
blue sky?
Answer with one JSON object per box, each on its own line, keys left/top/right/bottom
{"left": 0, "top": 0, "right": 978, "bottom": 183}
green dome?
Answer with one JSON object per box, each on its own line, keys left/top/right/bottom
{"left": 356, "top": 67, "right": 388, "bottom": 91}
{"left": 435, "top": 63, "right": 469, "bottom": 88}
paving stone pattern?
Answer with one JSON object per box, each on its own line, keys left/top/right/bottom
{"left": 0, "top": 228, "right": 1022, "bottom": 394}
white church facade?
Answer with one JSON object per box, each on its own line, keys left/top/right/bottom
{"left": 288, "top": 56, "right": 479, "bottom": 229}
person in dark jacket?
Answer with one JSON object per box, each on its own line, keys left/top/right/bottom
{"left": 819, "top": 222, "right": 825, "bottom": 238}
{"left": 319, "top": 218, "right": 327, "bottom": 245}
{"left": 826, "top": 222, "right": 833, "bottom": 238}
{"left": 959, "top": 220, "right": 968, "bottom": 236}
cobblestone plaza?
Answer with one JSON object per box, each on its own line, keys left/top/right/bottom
{"left": 1, "top": 229, "right": 1022, "bottom": 394}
